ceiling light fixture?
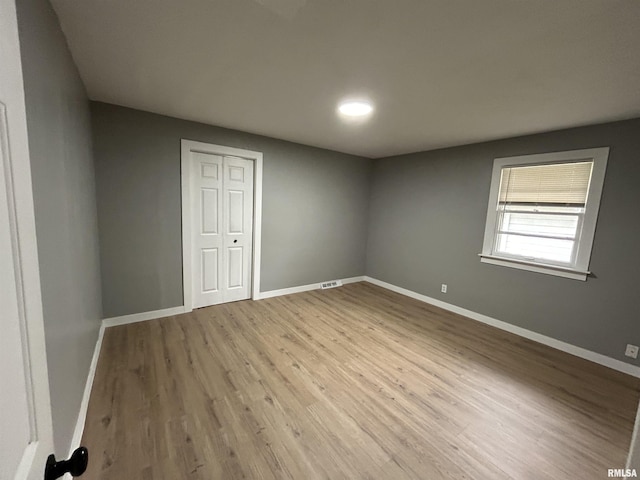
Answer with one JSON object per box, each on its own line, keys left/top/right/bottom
{"left": 338, "top": 100, "right": 374, "bottom": 118}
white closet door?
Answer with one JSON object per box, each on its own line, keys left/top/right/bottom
{"left": 222, "top": 156, "right": 254, "bottom": 303}
{"left": 190, "top": 151, "right": 253, "bottom": 308}
{"left": 191, "top": 152, "right": 223, "bottom": 308}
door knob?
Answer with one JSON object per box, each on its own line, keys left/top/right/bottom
{"left": 233, "top": 239, "right": 238, "bottom": 243}
{"left": 44, "top": 446, "right": 88, "bottom": 479}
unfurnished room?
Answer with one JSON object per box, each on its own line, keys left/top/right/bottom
{"left": 2, "top": 1, "right": 640, "bottom": 479}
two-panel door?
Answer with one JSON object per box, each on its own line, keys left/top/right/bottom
{"left": 190, "top": 152, "right": 254, "bottom": 308}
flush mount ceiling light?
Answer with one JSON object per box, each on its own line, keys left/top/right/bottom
{"left": 337, "top": 100, "right": 374, "bottom": 118}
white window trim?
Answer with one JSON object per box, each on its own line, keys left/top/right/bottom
{"left": 480, "top": 147, "right": 609, "bottom": 281}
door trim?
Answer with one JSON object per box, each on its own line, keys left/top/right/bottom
{"left": 181, "top": 140, "right": 263, "bottom": 312}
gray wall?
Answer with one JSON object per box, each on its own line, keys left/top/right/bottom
{"left": 366, "top": 118, "right": 640, "bottom": 365}
{"left": 90, "top": 102, "right": 371, "bottom": 318}
{"left": 16, "top": 0, "right": 102, "bottom": 455}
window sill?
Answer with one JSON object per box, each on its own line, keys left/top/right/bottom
{"left": 478, "top": 254, "right": 590, "bottom": 281}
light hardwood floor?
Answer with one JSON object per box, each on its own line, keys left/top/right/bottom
{"left": 82, "top": 282, "right": 640, "bottom": 479}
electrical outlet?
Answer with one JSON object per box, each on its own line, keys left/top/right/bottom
{"left": 625, "top": 344, "right": 639, "bottom": 359}
{"left": 441, "top": 284, "right": 447, "bottom": 294}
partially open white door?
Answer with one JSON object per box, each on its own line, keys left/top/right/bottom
{"left": 182, "top": 141, "right": 257, "bottom": 309}
{"left": 1, "top": 0, "right": 55, "bottom": 479}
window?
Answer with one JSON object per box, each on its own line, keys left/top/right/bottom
{"left": 480, "top": 148, "right": 609, "bottom": 280}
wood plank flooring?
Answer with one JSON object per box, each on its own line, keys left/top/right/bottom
{"left": 82, "top": 282, "right": 640, "bottom": 479}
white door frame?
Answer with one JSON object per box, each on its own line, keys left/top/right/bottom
{"left": 181, "top": 139, "right": 263, "bottom": 311}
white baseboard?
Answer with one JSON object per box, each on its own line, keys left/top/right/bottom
{"left": 102, "top": 305, "right": 188, "bottom": 328}
{"left": 66, "top": 322, "right": 105, "bottom": 477}
{"left": 257, "top": 276, "right": 365, "bottom": 300}
{"left": 628, "top": 399, "right": 640, "bottom": 470}
{"left": 364, "top": 276, "right": 640, "bottom": 378}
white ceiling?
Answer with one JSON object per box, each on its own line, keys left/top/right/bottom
{"left": 50, "top": 0, "right": 640, "bottom": 158}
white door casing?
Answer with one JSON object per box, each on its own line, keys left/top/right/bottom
{"left": 1, "top": 0, "right": 55, "bottom": 479}
{"left": 182, "top": 140, "right": 262, "bottom": 310}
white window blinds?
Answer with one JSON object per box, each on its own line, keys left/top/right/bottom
{"left": 498, "top": 161, "right": 594, "bottom": 205}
